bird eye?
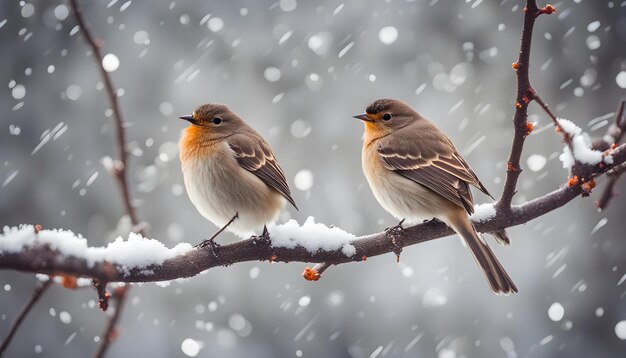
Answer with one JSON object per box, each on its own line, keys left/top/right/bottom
{"left": 211, "top": 117, "right": 222, "bottom": 125}
{"left": 382, "top": 113, "right": 392, "bottom": 121}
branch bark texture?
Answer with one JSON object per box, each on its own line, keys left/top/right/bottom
{"left": 1, "top": 144, "right": 624, "bottom": 284}
{"left": 68, "top": 0, "right": 142, "bottom": 356}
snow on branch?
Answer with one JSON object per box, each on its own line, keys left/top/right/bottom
{"left": 0, "top": 226, "right": 193, "bottom": 273}
{"left": 269, "top": 217, "right": 357, "bottom": 257}
{"left": 557, "top": 118, "right": 614, "bottom": 169}
{"left": 1, "top": 144, "right": 624, "bottom": 285}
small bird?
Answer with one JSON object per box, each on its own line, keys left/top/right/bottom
{"left": 179, "top": 103, "right": 297, "bottom": 247}
{"left": 353, "top": 99, "right": 517, "bottom": 294}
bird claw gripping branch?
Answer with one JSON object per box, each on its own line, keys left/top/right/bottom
{"left": 385, "top": 219, "right": 407, "bottom": 262}
{"left": 196, "top": 239, "right": 221, "bottom": 259}
{"left": 251, "top": 225, "right": 272, "bottom": 247}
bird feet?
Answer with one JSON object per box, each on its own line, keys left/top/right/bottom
{"left": 385, "top": 219, "right": 407, "bottom": 262}
{"left": 196, "top": 212, "right": 239, "bottom": 258}
{"left": 252, "top": 225, "right": 272, "bottom": 246}
{"left": 196, "top": 238, "right": 221, "bottom": 258}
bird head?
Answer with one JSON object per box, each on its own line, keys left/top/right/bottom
{"left": 353, "top": 98, "right": 420, "bottom": 136}
{"left": 179, "top": 103, "right": 244, "bottom": 138}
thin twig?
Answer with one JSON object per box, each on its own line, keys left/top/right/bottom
{"left": 302, "top": 262, "right": 333, "bottom": 281}
{"left": 595, "top": 99, "right": 626, "bottom": 210}
{"left": 607, "top": 162, "right": 626, "bottom": 177}
{"left": 0, "top": 280, "right": 52, "bottom": 357}
{"left": 93, "top": 287, "right": 128, "bottom": 358}
{"left": 532, "top": 92, "right": 573, "bottom": 147}
{"left": 68, "top": 0, "right": 141, "bottom": 356}
{"left": 497, "top": 0, "right": 543, "bottom": 210}
{"left": 67, "top": 0, "right": 138, "bottom": 226}
{"left": 0, "top": 226, "right": 49, "bottom": 354}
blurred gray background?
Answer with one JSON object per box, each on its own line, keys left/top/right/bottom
{"left": 2, "top": 0, "right": 626, "bottom": 357}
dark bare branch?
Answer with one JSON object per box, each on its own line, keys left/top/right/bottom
{"left": 1, "top": 144, "right": 624, "bottom": 284}
{"left": 497, "top": 0, "right": 543, "bottom": 209}
{"left": 68, "top": 0, "right": 143, "bottom": 356}
{"left": 67, "top": 0, "right": 139, "bottom": 228}
{"left": 0, "top": 224, "right": 50, "bottom": 355}
{"left": 0, "top": 280, "right": 52, "bottom": 357}
{"left": 93, "top": 287, "right": 128, "bottom": 358}
{"left": 595, "top": 99, "right": 626, "bottom": 210}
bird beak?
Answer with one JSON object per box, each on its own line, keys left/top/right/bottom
{"left": 179, "top": 115, "right": 198, "bottom": 125}
{"left": 352, "top": 113, "right": 373, "bottom": 122}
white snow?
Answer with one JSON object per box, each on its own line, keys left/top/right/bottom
{"left": 263, "top": 67, "right": 281, "bottom": 82}
{"left": 102, "top": 53, "right": 119, "bottom": 72}
{"left": 422, "top": 287, "right": 447, "bottom": 307}
{"left": 181, "top": 338, "right": 203, "bottom": 357}
{"left": 268, "top": 217, "right": 356, "bottom": 257}
{"left": 11, "top": 84, "right": 26, "bottom": 100}
{"left": 586, "top": 35, "right": 601, "bottom": 50}
{"left": 379, "top": 26, "right": 398, "bottom": 45}
{"left": 337, "top": 41, "right": 354, "bottom": 58}
{"left": 548, "top": 302, "right": 565, "bottom": 322}
{"left": 54, "top": 5, "right": 69, "bottom": 20}
{"left": 308, "top": 32, "right": 332, "bottom": 55}
{"left": 0, "top": 225, "right": 193, "bottom": 270}
{"left": 298, "top": 295, "right": 311, "bottom": 306}
{"left": 571, "top": 135, "right": 603, "bottom": 165}
{"left": 616, "top": 321, "right": 626, "bottom": 340}
{"left": 37, "top": 274, "right": 93, "bottom": 287}
{"left": 557, "top": 118, "right": 582, "bottom": 136}
{"left": 527, "top": 154, "right": 547, "bottom": 172}
{"left": 556, "top": 118, "right": 611, "bottom": 169}
{"left": 279, "top": 0, "right": 297, "bottom": 12}
{"left": 65, "top": 85, "right": 82, "bottom": 101}
{"left": 469, "top": 203, "right": 496, "bottom": 222}
{"left": 294, "top": 169, "right": 314, "bottom": 191}
{"left": 207, "top": 17, "right": 224, "bottom": 32}
{"left": 59, "top": 311, "right": 72, "bottom": 324}
{"left": 595, "top": 307, "right": 605, "bottom": 317}
{"left": 559, "top": 146, "right": 575, "bottom": 169}
{"left": 587, "top": 21, "right": 601, "bottom": 32}
{"left": 616, "top": 71, "right": 626, "bottom": 89}
{"left": 2, "top": 219, "right": 358, "bottom": 267}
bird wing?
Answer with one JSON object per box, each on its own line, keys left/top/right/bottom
{"left": 376, "top": 125, "right": 491, "bottom": 215}
{"left": 228, "top": 133, "right": 298, "bottom": 210}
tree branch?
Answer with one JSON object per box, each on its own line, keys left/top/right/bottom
{"left": 68, "top": 0, "right": 142, "bottom": 356}
{"left": 68, "top": 1, "right": 138, "bottom": 227}
{"left": 0, "top": 224, "right": 50, "bottom": 356}
{"left": 0, "top": 280, "right": 52, "bottom": 357}
{"left": 497, "top": 1, "right": 569, "bottom": 211}
{"left": 497, "top": 0, "right": 541, "bottom": 209}
{"left": 93, "top": 286, "right": 127, "bottom": 358}
{"left": 1, "top": 144, "right": 624, "bottom": 284}
{"left": 595, "top": 99, "right": 626, "bottom": 210}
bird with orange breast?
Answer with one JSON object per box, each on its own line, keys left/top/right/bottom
{"left": 179, "top": 103, "right": 297, "bottom": 249}
{"left": 353, "top": 98, "right": 517, "bottom": 294}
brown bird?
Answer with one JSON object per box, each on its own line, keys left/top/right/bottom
{"left": 179, "top": 103, "right": 297, "bottom": 247}
{"left": 354, "top": 98, "right": 517, "bottom": 294}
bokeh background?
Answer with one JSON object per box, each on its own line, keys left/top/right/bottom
{"left": 2, "top": 0, "right": 626, "bottom": 357}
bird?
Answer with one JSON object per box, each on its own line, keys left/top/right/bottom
{"left": 353, "top": 98, "right": 517, "bottom": 294}
{"left": 178, "top": 103, "right": 297, "bottom": 249}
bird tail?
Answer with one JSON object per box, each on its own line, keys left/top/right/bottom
{"left": 447, "top": 213, "right": 518, "bottom": 295}
{"left": 490, "top": 229, "right": 511, "bottom": 246}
